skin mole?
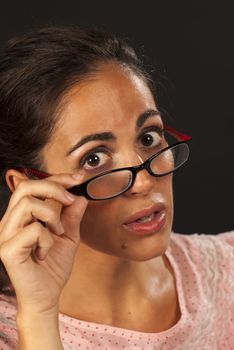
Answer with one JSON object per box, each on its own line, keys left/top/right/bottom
{"left": 121, "top": 243, "right": 128, "bottom": 249}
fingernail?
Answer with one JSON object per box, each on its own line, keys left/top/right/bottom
{"left": 65, "top": 191, "right": 76, "bottom": 201}
{"left": 71, "top": 174, "right": 83, "bottom": 180}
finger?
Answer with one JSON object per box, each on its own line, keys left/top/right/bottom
{"left": 0, "top": 196, "right": 65, "bottom": 245}
{"left": 0, "top": 221, "right": 54, "bottom": 267}
{"left": 61, "top": 196, "right": 88, "bottom": 244}
{"left": 43, "top": 198, "right": 63, "bottom": 232}
{"left": 2, "top": 173, "right": 84, "bottom": 225}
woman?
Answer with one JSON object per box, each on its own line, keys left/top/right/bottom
{"left": 0, "top": 25, "right": 233, "bottom": 350}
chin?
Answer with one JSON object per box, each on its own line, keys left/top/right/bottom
{"left": 117, "top": 227, "right": 172, "bottom": 262}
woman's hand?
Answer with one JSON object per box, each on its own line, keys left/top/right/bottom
{"left": 0, "top": 173, "right": 88, "bottom": 315}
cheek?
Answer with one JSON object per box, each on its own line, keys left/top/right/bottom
{"left": 151, "top": 174, "right": 173, "bottom": 197}
{"left": 79, "top": 200, "right": 119, "bottom": 248}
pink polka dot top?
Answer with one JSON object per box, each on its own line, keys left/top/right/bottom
{"left": 0, "top": 231, "right": 234, "bottom": 349}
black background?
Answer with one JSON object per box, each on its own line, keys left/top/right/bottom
{"left": 0, "top": 1, "right": 233, "bottom": 234}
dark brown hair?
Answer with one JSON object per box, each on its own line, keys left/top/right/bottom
{"left": 0, "top": 25, "right": 157, "bottom": 295}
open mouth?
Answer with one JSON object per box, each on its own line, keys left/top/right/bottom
{"left": 123, "top": 209, "right": 166, "bottom": 235}
{"left": 135, "top": 211, "right": 158, "bottom": 223}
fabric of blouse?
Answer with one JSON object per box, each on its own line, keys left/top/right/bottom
{"left": 0, "top": 230, "right": 233, "bottom": 350}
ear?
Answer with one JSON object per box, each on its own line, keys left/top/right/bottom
{"left": 5, "top": 169, "right": 29, "bottom": 193}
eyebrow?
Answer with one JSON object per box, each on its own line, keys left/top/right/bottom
{"left": 66, "top": 109, "right": 161, "bottom": 157}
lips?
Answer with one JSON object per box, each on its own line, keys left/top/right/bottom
{"left": 123, "top": 203, "right": 166, "bottom": 224}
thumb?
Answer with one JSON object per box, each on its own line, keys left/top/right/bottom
{"left": 61, "top": 196, "right": 88, "bottom": 244}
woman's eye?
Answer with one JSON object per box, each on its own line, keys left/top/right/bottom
{"left": 140, "top": 130, "right": 163, "bottom": 148}
{"left": 81, "top": 150, "right": 110, "bottom": 170}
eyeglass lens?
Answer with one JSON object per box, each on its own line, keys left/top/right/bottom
{"left": 86, "top": 143, "right": 189, "bottom": 199}
{"left": 87, "top": 170, "right": 133, "bottom": 199}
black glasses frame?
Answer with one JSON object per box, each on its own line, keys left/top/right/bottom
{"left": 71, "top": 141, "right": 190, "bottom": 199}
{"left": 17, "top": 124, "right": 192, "bottom": 201}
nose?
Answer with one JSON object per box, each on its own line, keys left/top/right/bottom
{"left": 123, "top": 164, "right": 156, "bottom": 198}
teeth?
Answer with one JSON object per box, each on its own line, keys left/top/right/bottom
{"left": 136, "top": 212, "right": 155, "bottom": 223}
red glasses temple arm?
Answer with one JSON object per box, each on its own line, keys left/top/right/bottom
{"left": 164, "top": 124, "right": 192, "bottom": 142}
{"left": 21, "top": 167, "right": 50, "bottom": 179}
{"left": 19, "top": 124, "right": 192, "bottom": 179}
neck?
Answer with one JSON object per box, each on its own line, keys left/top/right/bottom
{"left": 59, "top": 242, "right": 172, "bottom": 320}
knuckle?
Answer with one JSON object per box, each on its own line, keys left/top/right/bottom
{"left": 30, "top": 222, "right": 53, "bottom": 245}
{"left": 0, "top": 243, "right": 7, "bottom": 261}
{"left": 0, "top": 242, "right": 15, "bottom": 262}
{"left": 30, "top": 221, "right": 45, "bottom": 233}
{"left": 43, "top": 180, "right": 61, "bottom": 197}
{"left": 36, "top": 224, "right": 54, "bottom": 246}
{"left": 17, "top": 179, "right": 29, "bottom": 192}
{"left": 20, "top": 195, "right": 33, "bottom": 207}
{"left": 44, "top": 206, "right": 58, "bottom": 223}
{"left": 55, "top": 182, "right": 69, "bottom": 197}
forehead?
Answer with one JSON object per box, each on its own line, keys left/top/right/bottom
{"left": 44, "top": 64, "right": 158, "bottom": 161}
{"left": 58, "top": 64, "right": 156, "bottom": 133}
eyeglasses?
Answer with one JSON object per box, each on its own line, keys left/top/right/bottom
{"left": 18, "top": 124, "right": 192, "bottom": 201}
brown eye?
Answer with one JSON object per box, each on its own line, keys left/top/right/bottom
{"left": 84, "top": 152, "right": 109, "bottom": 169}
{"left": 86, "top": 154, "right": 100, "bottom": 167}
{"left": 80, "top": 147, "right": 111, "bottom": 172}
{"left": 141, "top": 133, "right": 154, "bottom": 146}
{"left": 140, "top": 130, "right": 162, "bottom": 148}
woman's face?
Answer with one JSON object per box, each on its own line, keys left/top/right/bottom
{"left": 42, "top": 63, "right": 174, "bottom": 261}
